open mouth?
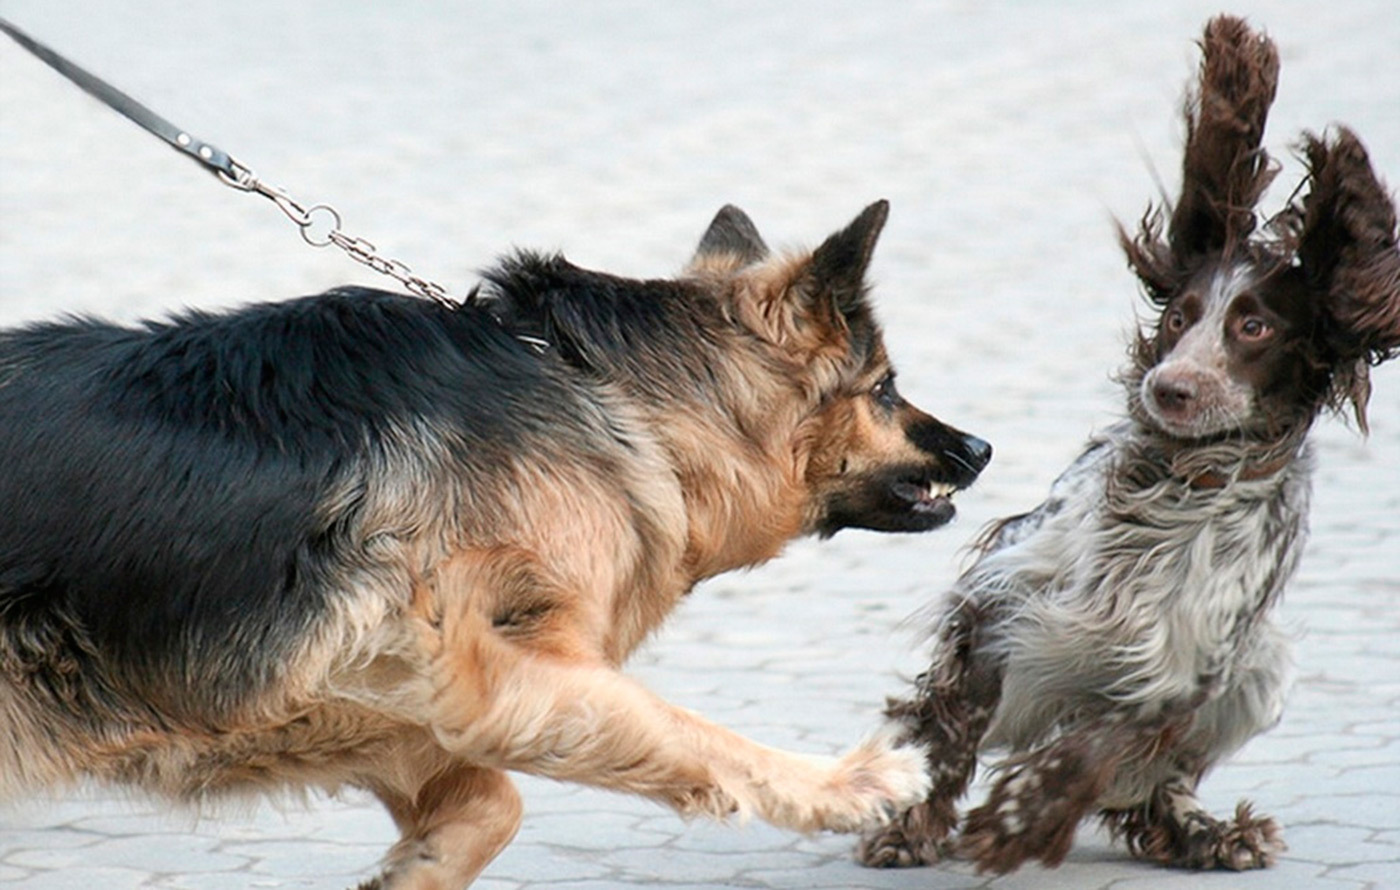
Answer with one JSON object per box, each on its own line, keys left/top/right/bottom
{"left": 816, "top": 445, "right": 988, "bottom": 538}
{"left": 891, "top": 478, "right": 960, "bottom": 526}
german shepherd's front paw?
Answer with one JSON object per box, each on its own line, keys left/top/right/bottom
{"left": 810, "top": 731, "right": 932, "bottom": 834}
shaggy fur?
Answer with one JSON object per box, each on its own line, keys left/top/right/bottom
{"left": 0, "top": 201, "right": 993, "bottom": 889}
{"left": 856, "top": 16, "right": 1400, "bottom": 874}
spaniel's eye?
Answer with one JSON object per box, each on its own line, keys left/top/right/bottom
{"left": 1165, "top": 308, "right": 1187, "bottom": 333}
{"left": 1237, "top": 316, "right": 1272, "bottom": 341}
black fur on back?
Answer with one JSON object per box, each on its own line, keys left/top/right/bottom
{"left": 477, "top": 251, "right": 743, "bottom": 400}
{"left": 0, "top": 287, "right": 559, "bottom": 723}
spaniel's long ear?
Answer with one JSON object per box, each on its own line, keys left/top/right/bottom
{"left": 1167, "top": 15, "right": 1280, "bottom": 261}
{"left": 1120, "top": 16, "right": 1280, "bottom": 302}
{"left": 1298, "top": 128, "right": 1400, "bottom": 372}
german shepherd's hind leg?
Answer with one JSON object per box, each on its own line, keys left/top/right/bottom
{"left": 357, "top": 765, "right": 521, "bottom": 890}
{"left": 1103, "top": 778, "right": 1283, "bottom": 870}
{"left": 421, "top": 551, "right": 931, "bottom": 837}
{"left": 856, "top": 599, "right": 1001, "bottom": 867}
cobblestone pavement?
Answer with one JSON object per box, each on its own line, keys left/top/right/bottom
{"left": 2, "top": 1, "right": 1397, "bottom": 888}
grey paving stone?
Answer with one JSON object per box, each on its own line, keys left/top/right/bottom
{"left": 749, "top": 857, "right": 987, "bottom": 890}
{"left": 1321, "top": 861, "right": 1400, "bottom": 888}
{"left": 6, "top": 833, "right": 250, "bottom": 873}
{"left": 0, "top": 867, "right": 153, "bottom": 890}
{"left": 0, "top": 828, "right": 104, "bottom": 855}
{"left": 155, "top": 874, "right": 312, "bottom": 890}
{"left": 1324, "top": 766, "right": 1400, "bottom": 798}
{"left": 1284, "top": 824, "right": 1400, "bottom": 866}
{"left": 483, "top": 839, "right": 617, "bottom": 885}
{"left": 217, "top": 839, "right": 382, "bottom": 879}
{"left": 1373, "top": 830, "right": 1400, "bottom": 850}
{"left": 600, "top": 846, "right": 818, "bottom": 884}
{"left": 1274, "top": 795, "right": 1400, "bottom": 832}
{"left": 531, "top": 884, "right": 724, "bottom": 890}
{"left": 1108, "top": 859, "right": 1342, "bottom": 890}
{"left": 514, "top": 812, "right": 678, "bottom": 852}
{"left": 663, "top": 823, "right": 799, "bottom": 855}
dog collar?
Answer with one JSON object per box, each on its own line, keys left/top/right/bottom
{"left": 1184, "top": 452, "right": 1294, "bottom": 490}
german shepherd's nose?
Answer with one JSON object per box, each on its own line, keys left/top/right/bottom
{"left": 908, "top": 413, "right": 992, "bottom": 490}
{"left": 951, "top": 433, "right": 993, "bottom": 485}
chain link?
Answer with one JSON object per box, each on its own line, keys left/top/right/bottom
{"left": 218, "top": 158, "right": 456, "bottom": 306}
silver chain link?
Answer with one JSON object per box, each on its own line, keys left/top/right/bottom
{"left": 217, "top": 158, "right": 456, "bottom": 307}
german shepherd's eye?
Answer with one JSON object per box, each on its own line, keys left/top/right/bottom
{"left": 871, "top": 373, "right": 900, "bottom": 410}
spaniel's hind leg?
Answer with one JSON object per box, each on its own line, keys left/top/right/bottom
{"left": 958, "top": 706, "right": 1212, "bottom": 874}
{"left": 856, "top": 600, "right": 1002, "bottom": 867}
{"left": 958, "top": 728, "right": 1122, "bottom": 873}
{"left": 1103, "top": 778, "right": 1283, "bottom": 870}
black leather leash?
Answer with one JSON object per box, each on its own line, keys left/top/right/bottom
{"left": 1, "top": 17, "right": 239, "bottom": 181}
{"left": 0, "top": 17, "right": 463, "bottom": 308}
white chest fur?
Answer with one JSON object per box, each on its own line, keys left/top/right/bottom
{"left": 968, "top": 422, "right": 1309, "bottom": 753}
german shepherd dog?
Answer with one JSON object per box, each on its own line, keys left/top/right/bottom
{"left": 856, "top": 17, "right": 1399, "bottom": 875}
{"left": 0, "top": 200, "right": 990, "bottom": 888}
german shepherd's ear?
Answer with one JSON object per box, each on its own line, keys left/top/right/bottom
{"left": 805, "top": 199, "right": 889, "bottom": 319}
{"left": 1121, "top": 16, "right": 1279, "bottom": 302}
{"left": 1296, "top": 127, "right": 1400, "bottom": 429}
{"left": 731, "top": 201, "right": 888, "bottom": 356}
{"left": 689, "top": 204, "right": 770, "bottom": 274}
{"left": 775, "top": 200, "right": 888, "bottom": 351}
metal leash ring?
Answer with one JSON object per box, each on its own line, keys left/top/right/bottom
{"left": 297, "top": 204, "right": 342, "bottom": 248}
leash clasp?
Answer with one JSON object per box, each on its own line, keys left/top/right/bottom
{"left": 217, "top": 157, "right": 339, "bottom": 247}
{"left": 214, "top": 154, "right": 453, "bottom": 304}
